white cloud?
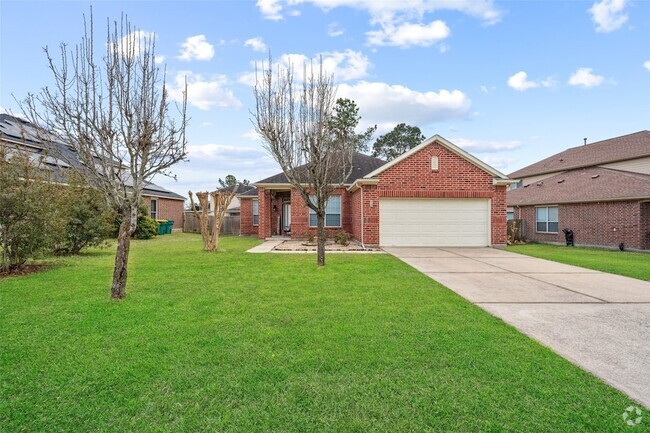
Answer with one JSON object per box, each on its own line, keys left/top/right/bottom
{"left": 167, "top": 71, "right": 241, "bottom": 110}
{"left": 480, "top": 85, "right": 495, "bottom": 94}
{"left": 507, "top": 71, "right": 539, "bottom": 91}
{"left": 568, "top": 67, "right": 604, "bottom": 88}
{"left": 338, "top": 81, "right": 471, "bottom": 129}
{"left": 438, "top": 43, "right": 450, "bottom": 53}
{"left": 644, "top": 60, "right": 650, "bottom": 71}
{"left": 155, "top": 55, "right": 166, "bottom": 64}
{"left": 243, "top": 130, "right": 262, "bottom": 141}
{"left": 328, "top": 22, "right": 345, "bottom": 37}
{"left": 366, "top": 20, "right": 450, "bottom": 47}
{"left": 507, "top": 71, "right": 555, "bottom": 91}
{"left": 256, "top": 1, "right": 501, "bottom": 50}
{"left": 479, "top": 156, "right": 517, "bottom": 170}
{"left": 589, "top": 0, "right": 628, "bottom": 33}
{"left": 244, "top": 37, "right": 267, "bottom": 52}
{"left": 256, "top": 0, "right": 502, "bottom": 25}
{"left": 177, "top": 35, "right": 215, "bottom": 61}
{"left": 256, "top": 0, "right": 284, "bottom": 20}
{"left": 112, "top": 30, "right": 157, "bottom": 59}
{"left": 451, "top": 138, "right": 522, "bottom": 152}
{"left": 238, "top": 49, "right": 371, "bottom": 85}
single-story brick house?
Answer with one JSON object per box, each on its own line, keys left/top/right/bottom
{"left": 507, "top": 130, "right": 650, "bottom": 250}
{"left": 240, "top": 135, "right": 513, "bottom": 247}
{"left": 0, "top": 113, "right": 186, "bottom": 229}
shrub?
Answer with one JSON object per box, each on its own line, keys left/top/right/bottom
{"left": 133, "top": 215, "right": 159, "bottom": 239}
{"left": 112, "top": 203, "right": 159, "bottom": 240}
{"left": 0, "top": 147, "right": 66, "bottom": 273}
{"left": 54, "top": 175, "right": 112, "bottom": 255}
{"left": 334, "top": 230, "right": 350, "bottom": 246}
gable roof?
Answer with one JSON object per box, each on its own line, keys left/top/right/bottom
{"left": 509, "top": 130, "right": 650, "bottom": 179}
{"left": 218, "top": 182, "right": 255, "bottom": 195}
{"left": 1, "top": 113, "right": 185, "bottom": 201}
{"left": 255, "top": 152, "right": 387, "bottom": 185}
{"left": 238, "top": 187, "right": 259, "bottom": 198}
{"left": 507, "top": 166, "right": 650, "bottom": 206}
{"left": 363, "top": 134, "right": 510, "bottom": 181}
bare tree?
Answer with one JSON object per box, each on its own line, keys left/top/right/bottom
{"left": 252, "top": 57, "right": 354, "bottom": 266}
{"left": 20, "top": 10, "right": 187, "bottom": 299}
{"left": 188, "top": 190, "right": 234, "bottom": 252}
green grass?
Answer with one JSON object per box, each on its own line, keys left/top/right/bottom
{"left": 1, "top": 234, "right": 642, "bottom": 432}
{"left": 507, "top": 243, "right": 650, "bottom": 281}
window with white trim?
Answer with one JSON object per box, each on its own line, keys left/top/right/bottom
{"left": 536, "top": 206, "right": 558, "bottom": 233}
{"left": 150, "top": 199, "right": 158, "bottom": 219}
{"left": 309, "top": 195, "right": 341, "bottom": 227}
{"left": 252, "top": 199, "right": 259, "bottom": 226}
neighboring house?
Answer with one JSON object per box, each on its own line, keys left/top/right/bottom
{"left": 507, "top": 131, "right": 650, "bottom": 250}
{"left": 240, "top": 135, "right": 513, "bottom": 247}
{"left": 219, "top": 183, "right": 256, "bottom": 217}
{"left": 0, "top": 113, "right": 186, "bottom": 229}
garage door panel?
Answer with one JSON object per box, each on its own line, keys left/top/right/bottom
{"left": 379, "top": 199, "right": 490, "bottom": 247}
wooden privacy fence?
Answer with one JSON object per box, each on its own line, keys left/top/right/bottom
{"left": 183, "top": 212, "right": 240, "bottom": 235}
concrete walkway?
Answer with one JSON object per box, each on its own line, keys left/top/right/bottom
{"left": 385, "top": 247, "right": 650, "bottom": 408}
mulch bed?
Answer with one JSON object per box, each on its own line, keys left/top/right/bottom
{"left": 0, "top": 264, "right": 51, "bottom": 279}
{"left": 273, "top": 240, "right": 380, "bottom": 252}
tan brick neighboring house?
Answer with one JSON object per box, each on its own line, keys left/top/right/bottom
{"left": 239, "top": 135, "right": 513, "bottom": 247}
{"left": 508, "top": 131, "right": 650, "bottom": 250}
{"left": 1, "top": 113, "right": 186, "bottom": 229}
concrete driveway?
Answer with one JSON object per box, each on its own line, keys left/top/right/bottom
{"left": 385, "top": 247, "right": 650, "bottom": 408}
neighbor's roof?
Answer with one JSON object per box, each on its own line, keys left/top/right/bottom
{"left": 507, "top": 166, "right": 650, "bottom": 206}
{"left": 1, "top": 113, "right": 185, "bottom": 201}
{"left": 509, "top": 130, "right": 650, "bottom": 179}
{"left": 218, "top": 183, "right": 256, "bottom": 195}
{"left": 238, "top": 187, "right": 259, "bottom": 198}
{"left": 255, "top": 152, "right": 386, "bottom": 185}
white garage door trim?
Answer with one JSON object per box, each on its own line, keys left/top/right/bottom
{"left": 379, "top": 198, "right": 491, "bottom": 247}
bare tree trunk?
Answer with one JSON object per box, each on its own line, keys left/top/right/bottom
{"left": 112, "top": 217, "right": 131, "bottom": 299}
{"left": 317, "top": 212, "right": 326, "bottom": 267}
{"left": 111, "top": 206, "right": 138, "bottom": 299}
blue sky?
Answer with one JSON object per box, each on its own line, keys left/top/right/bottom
{"left": 1, "top": 0, "right": 648, "bottom": 196}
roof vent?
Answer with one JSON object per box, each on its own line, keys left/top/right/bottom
{"left": 536, "top": 182, "right": 543, "bottom": 186}
{"left": 583, "top": 137, "right": 587, "bottom": 146}
{"left": 557, "top": 179, "right": 565, "bottom": 183}
{"left": 591, "top": 174, "right": 600, "bottom": 179}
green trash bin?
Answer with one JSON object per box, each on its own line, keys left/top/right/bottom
{"left": 157, "top": 220, "right": 168, "bottom": 235}
{"left": 166, "top": 220, "right": 174, "bottom": 234}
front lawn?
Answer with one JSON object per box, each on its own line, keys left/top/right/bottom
{"left": 0, "top": 234, "right": 640, "bottom": 431}
{"left": 507, "top": 243, "right": 650, "bottom": 281}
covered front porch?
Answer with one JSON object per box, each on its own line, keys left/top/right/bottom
{"left": 258, "top": 187, "right": 295, "bottom": 239}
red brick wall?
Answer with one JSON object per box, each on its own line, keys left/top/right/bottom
{"left": 239, "top": 198, "right": 258, "bottom": 236}
{"left": 517, "top": 200, "right": 647, "bottom": 250}
{"left": 143, "top": 196, "right": 184, "bottom": 229}
{"left": 288, "top": 187, "right": 353, "bottom": 239}
{"left": 375, "top": 142, "right": 507, "bottom": 246}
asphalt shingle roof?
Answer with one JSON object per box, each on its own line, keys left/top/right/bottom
{"left": 509, "top": 130, "right": 650, "bottom": 179}
{"left": 507, "top": 166, "right": 650, "bottom": 206}
{"left": 0, "top": 114, "right": 185, "bottom": 201}
{"left": 256, "top": 152, "right": 387, "bottom": 185}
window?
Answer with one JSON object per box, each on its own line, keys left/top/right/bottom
{"left": 150, "top": 199, "right": 158, "bottom": 219}
{"left": 252, "top": 199, "right": 259, "bottom": 226}
{"left": 431, "top": 155, "right": 439, "bottom": 171}
{"left": 309, "top": 195, "right": 341, "bottom": 227}
{"left": 506, "top": 211, "right": 514, "bottom": 221}
{"left": 536, "top": 206, "right": 558, "bottom": 233}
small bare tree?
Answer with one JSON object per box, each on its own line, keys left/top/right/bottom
{"left": 188, "top": 190, "right": 235, "bottom": 252}
{"left": 21, "top": 10, "right": 187, "bottom": 299}
{"left": 252, "top": 57, "right": 354, "bottom": 266}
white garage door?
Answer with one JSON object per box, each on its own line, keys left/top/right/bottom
{"left": 379, "top": 198, "right": 490, "bottom": 247}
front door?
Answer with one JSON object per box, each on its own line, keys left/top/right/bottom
{"left": 282, "top": 202, "right": 291, "bottom": 235}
